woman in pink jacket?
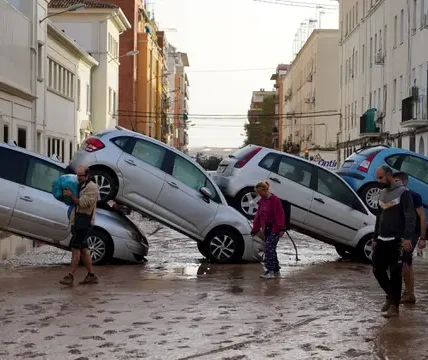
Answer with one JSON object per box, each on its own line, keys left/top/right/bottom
{"left": 251, "top": 180, "right": 285, "bottom": 279}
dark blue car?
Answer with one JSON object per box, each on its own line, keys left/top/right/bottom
{"left": 337, "top": 145, "right": 428, "bottom": 215}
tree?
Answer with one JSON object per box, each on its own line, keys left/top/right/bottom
{"left": 243, "top": 94, "right": 277, "bottom": 148}
{"left": 196, "top": 153, "right": 223, "bottom": 171}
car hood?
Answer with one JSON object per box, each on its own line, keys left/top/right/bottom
{"left": 95, "top": 207, "right": 146, "bottom": 239}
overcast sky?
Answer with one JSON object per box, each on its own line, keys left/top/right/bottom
{"left": 152, "top": 0, "right": 338, "bottom": 148}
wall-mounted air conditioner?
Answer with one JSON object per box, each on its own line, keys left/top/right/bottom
{"left": 374, "top": 51, "right": 384, "bottom": 64}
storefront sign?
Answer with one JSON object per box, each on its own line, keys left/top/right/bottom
{"left": 310, "top": 153, "right": 338, "bottom": 170}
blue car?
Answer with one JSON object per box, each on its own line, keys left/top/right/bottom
{"left": 337, "top": 145, "right": 428, "bottom": 215}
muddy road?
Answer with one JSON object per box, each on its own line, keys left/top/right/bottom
{"left": 1, "top": 223, "right": 428, "bottom": 359}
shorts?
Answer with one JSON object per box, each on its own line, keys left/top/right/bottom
{"left": 70, "top": 225, "right": 90, "bottom": 250}
{"left": 402, "top": 234, "right": 420, "bottom": 266}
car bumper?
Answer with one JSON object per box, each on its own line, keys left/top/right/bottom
{"left": 211, "top": 174, "right": 241, "bottom": 198}
{"left": 112, "top": 235, "right": 148, "bottom": 263}
{"left": 241, "top": 234, "right": 265, "bottom": 262}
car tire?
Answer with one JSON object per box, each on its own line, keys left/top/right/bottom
{"left": 204, "top": 228, "right": 244, "bottom": 264}
{"left": 90, "top": 169, "right": 118, "bottom": 204}
{"left": 335, "top": 245, "right": 351, "bottom": 259}
{"left": 359, "top": 183, "right": 380, "bottom": 215}
{"left": 197, "top": 241, "right": 210, "bottom": 259}
{"left": 87, "top": 228, "right": 114, "bottom": 265}
{"left": 233, "top": 187, "right": 260, "bottom": 219}
{"left": 355, "top": 235, "right": 374, "bottom": 264}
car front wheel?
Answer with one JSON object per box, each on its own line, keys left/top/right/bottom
{"left": 360, "top": 184, "right": 380, "bottom": 214}
{"left": 204, "top": 229, "right": 244, "bottom": 264}
{"left": 234, "top": 188, "right": 260, "bottom": 219}
{"left": 87, "top": 228, "right": 114, "bottom": 265}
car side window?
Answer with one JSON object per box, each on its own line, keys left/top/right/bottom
{"left": 275, "top": 156, "right": 312, "bottom": 188}
{"left": 111, "top": 136, "right": 131, "bottom": 151}
{"left": 385, "top": 154, "right": 401, "bottom": 169}
{"left": 0, "top": 147, "right": 28, "bottom": 184}
{"left": 400, "top": 155, "right": 428, "bottom": 184}
{"left": 26, "top": 157, "right": 64, "bottom": 193}
{"left": 172, "top": 155, "right": 207, "bottom": 191}
{"left": 259, "top": 153, "right": 278, "bottom": 171}
{"left": 317, "top": 168, "right": 358, "bottom": 207}
{"left": 131, "top": 139, "right": 166, "bottom": 169}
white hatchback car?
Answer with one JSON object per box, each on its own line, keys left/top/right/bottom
{"left": 212, "top": 145, "right": 376, "bottom": 262}
{"left": 70, "top": 127, "right": 265, "bottom": 264}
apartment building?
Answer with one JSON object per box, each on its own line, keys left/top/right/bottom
{"left": 271, "top": 64, "right": 290, "bottom": 150}
{"left": 338, "top": 0, "right": 428, "bottom": 164}
{"left": 282, "top": 29, "right": 340, "bottom": 159}
{"left": 48, "top": 0, "right": 131, "bottom": 133}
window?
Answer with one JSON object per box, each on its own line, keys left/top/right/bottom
{"left": 86, "top": 84, "right": 91, "bottom": 114}
{"left": 355, "top": 50, "right": 358, "bottom": 77}
{"left": 0, "top": 147, "right": 28, "bottom": 184}
{"left": 26, "top": 158, "right": 64, "bottom": 193}
{"left": 370, "top": 37, "right": 373, "bottom": 67}
{"left": 37, "top": 42, "right": 43, "bottom": 80}
{"left": 131, "top": 140, "right": 166, "bottom": 169}
{"left": 362, "top": 44, "right": 365, "bottom": 72}
{"left": 37, "top": 131, "right": 42, "bottom": 153}
{"left": 413, "top": 0, "right": 417, "bottom": 31}
{"left": 384, "top": 25, "right": 387, "bottom": 51}
{"left": 108, "top": 87, "right": 112, "bottom": 114}
{"left": 400, "top": 9, "right": 404, "bottom": 43}
{"left": 3, "top": 124, "right": 9, "bottom": 143}
{"left": 47, "top": 57, "right": 75, "bottom": 99}
{"left": 17, "top": 128, "right": 26, "bottom": 148}
{"left": 401, "top": 155, "right": 428, "bottom": 183}
{"left": 113, "top": 91, "right": 117, "bottom": 115}
{"left": 77, "top": 78, "right": 81, "bottom": 111}
{"left": 316, "top": 168, "right": 358, "bottom": 207}
{"left": 385, "top": 154, "right": 401, "bottom": 168}
{"left": 393, "top": 79, "right": 397, "bottom": 111}
{"left": 259, "top": 153, "right": 279, "bottom": 171}
{"left": 47, "top": 136, "right": 65, "bottom": 161}
{"left": 399, "top": 75, "right": 403, "bottom": 109}
{"left": 374, "top": 33, "right": 378, "bottom": 53}
{"left": 275, "top": 156, "right": 313, "bottom": 188}
{"left": 172, "top": 155, "right": 214, "bottom": 195}
{"left": 111, "top": 136, "right": 131, "bottom": 151}
{"left": 421, "top": 0, "right": 426, "bottom": 28}
{"left": 356, "top": 2, "right": 358, "bottom": 23}
{"left": 69, "top": 141, "right": 73, "bottom": 161}
{"left": 394, "top": 15, "right": 398, "bottom": 47}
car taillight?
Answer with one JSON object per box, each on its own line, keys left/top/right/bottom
{"left": 357, "top": 151, "right": 380, "bottom": 173}
{"left": 234, "top": 147, "right": 262, "bottom": 168}
{"left": 85, "top": 138, "right": 105, "bottom": 152}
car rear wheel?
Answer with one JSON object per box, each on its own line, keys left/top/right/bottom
{"left": 360, "top": 184, "right": 380, "bottom": 214}
{"left": 234, "top": 188, "right": 260, "bottom": 219}
{"left": 90, "top": 169, "right": 118, "bottom": 204}
{"left": 335, "top": 245, "right": 351, "bottom": 259}
{"left": 197, "top": 241, "right": 210, "bottom": 258}
{"left": 205, "top": 229, "right": 244, "bottom": 264}
{"left": 87, "top": 228, "right": 114, "bottom": 265}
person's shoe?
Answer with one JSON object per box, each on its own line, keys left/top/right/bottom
{"left": 260, "top": 271, "right": 275, "bottom": 279}
{"left": 381, "top": 297, "right": 391, "bottom": 312}
{"left": 59, "top": 274, "right": 74, "bottom": 286}
{"left": 382, "top": 305, "right": 399, "bottom": 318}
{"left": 79, "top": 273, "right": 99, "bottom": 285}
{"left": 274, "top": 270, "right": 281, "bottom": 277}
{"left": 401, "top": 292, "right": 416, "bottom": 304}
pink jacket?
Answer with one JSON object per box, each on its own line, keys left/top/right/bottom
{"left": 252, "top": 194, "right": 286, "bottom": 234}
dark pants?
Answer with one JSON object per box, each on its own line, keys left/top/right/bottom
{"left": 70, "top": 225, "right": 90, "bottom": 250}
{"left": 372, "top": 239, "right": 404, "bottom": 307}
{"left": 264, "top": 226, "right": 280, "bottom": 272}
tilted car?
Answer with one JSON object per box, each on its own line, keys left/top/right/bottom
{"left": 211, "top": 145, "right": 376, "bottom": 262}
{"left": 70, "top": 127, "right": 264, "bottom": 264}
{"left": 0, "top": 143, "right": 148, "bottom": 265}
{"left": 337, "top": 145, "right": 428, "bottom": 219}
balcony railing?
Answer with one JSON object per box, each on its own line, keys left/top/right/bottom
{"left": 359, "top": 108, "right": 380, "bottom": 136}
{"left": 0, "top": 0, "right": 32, "bottom": 94}
{"left": 401, "top": 94, "right": 428, "bottom": 127}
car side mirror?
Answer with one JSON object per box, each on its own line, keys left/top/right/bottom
{"left": 200, "top": 187, "right": 213, "bottom": 200}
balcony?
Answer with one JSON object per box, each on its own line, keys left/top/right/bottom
{"left": 0, "top": 0, "right": 32, "bottom": 96}
{"left": 401, "top": 93, "right": 428, "bottom": 128}
{"left": 359, "top": 108, "right": 380, "bottom": 138}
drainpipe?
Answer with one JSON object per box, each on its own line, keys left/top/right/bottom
{"left": 31, "top": 0, "right": 38, "bottom": 152}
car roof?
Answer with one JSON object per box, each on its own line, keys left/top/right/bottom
{"left": 0, "top": 142, "right": 66, "bottom": 169}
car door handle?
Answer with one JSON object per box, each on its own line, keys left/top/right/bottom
{"left": 314, "top": 197, "right": 325, "bottom": 204}
{"left": 125, "top": 159, "right": 136, "bottom": 166}
{"left": 19, "top": 196, "right": 33, "bottom": 202}
{"left": 270, "top": 177, "right": 281, "bottom": 184}
{"left": 167, "top": 181, "right": 179, "bottom": 189}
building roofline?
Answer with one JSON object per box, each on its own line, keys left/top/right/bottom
{"left": 47, "top": 21, "right": 99, "bottom": 67}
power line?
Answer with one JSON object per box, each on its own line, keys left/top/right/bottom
{"left": 253, "top": 0, "right": 337, "bottom": 10}
{"left": 186, "top": 67, "right": 276, "bottom": 73}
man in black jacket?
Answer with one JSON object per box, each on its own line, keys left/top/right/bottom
{"left": 372, "top": 165, "right": 416, "bottom": 318}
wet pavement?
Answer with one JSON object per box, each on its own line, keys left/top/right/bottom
{"left": 2, "top": 218, "right": 428, "bottom": 359}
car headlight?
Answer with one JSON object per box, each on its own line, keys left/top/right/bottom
{"left": 127, "top": 230, "right": 140, "bottom": 242}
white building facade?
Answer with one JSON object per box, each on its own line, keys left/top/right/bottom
{"left": 338, "top": 0, "right": 428, "bottom": 165}
{"left": 48, "top": 2, "right": 131, "bottom": 133}
{"left": 46, "top": 22, "right": 98, "bottom": 162}
{"left": 282, "top": 29, "right": 340, "bottom": 160}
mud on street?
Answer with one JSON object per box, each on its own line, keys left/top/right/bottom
{"left": 1, "top": 220, "right": 428, "bottom": 360}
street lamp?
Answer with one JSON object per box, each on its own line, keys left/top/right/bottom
{"left": 39, "top": 3, "right": 86, "bottom": 23}
{"left": 147, "top": 72, "right": 172, "bottom": 83}
{"left": 108, "top": 50, "right": 139, "bottom": 63}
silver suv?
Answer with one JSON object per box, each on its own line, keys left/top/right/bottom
{"left": 70, "top": 127, "right": 264, "bottom": 264}
{"left": 211, "top": 145, "right": 376, "bottom": 262}
{"left": 0, "top": 142, "right": 148, "bottom": 264}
